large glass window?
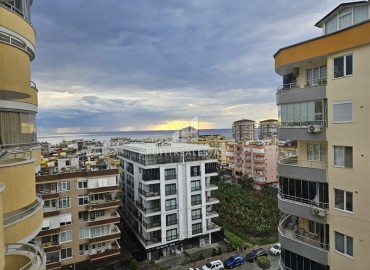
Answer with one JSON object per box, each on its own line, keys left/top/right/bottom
{"left": 191, "top": 180, "right": 201, "bottom": 191}
{"left": 0, "top": 111, "right": 37, "bottom": 145}
{"left": 166, "top": 213, "right": 177, "bottom": 226}
{"left": 166, "top": 228, "right": 177, "bottom": 241}
{"left": 307, "top": 144, "right": 326, "bottom": 162}
{"left": 165, "top": 198, "right": 177, "bottom": 211}
{"left": 191, "top": 194, "right": 201, "bottom": 206}
{"left": 333, "top": 146, "right": 353, "bottom": 168}
{"left": 60, "top": 231, "right": 72, "bottom": 243}
{"left": 279, "top": 100, "right": 325, "bottom": 125}
{"left": 306, "top": 65, "right": 327, "bottom": 85}
{"left": 61, "top": 247, "right": 72, "bottom": 260}
{"left": 334, "top": 54, "right": 353, "bottom": 78}
{"left": 59, "top": 197, "right": 71, "bottom": 209}
{"left": 165, "top": 184, "right": 176, "bottom": 195}
{"left": 165, "top": 168, "right": 176, "bottom": 180}
{"left": 335, "top": 232, "right": 353, "bottom": 256}
{"left": 335, "top": 189, "right": 353, "bottom": 212}
{"left": 191, "top": 166, "right": 201, "bottom": 177}
{"left": 192, "top": 223, "right": 202, "bottom": 235}
{"left": 192, "top": 208, "right": 202, "bottom": 220}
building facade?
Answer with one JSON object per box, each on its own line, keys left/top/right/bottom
{"left": 275, "top": 1, "right": 370, "bottom": 269}
{"left": 259, "top": 119, "right": 278, "bottom": 140}
{"left": 0, "top": 1, "right": 46, "bottom": 269}
{"left": 118, "top": 142, "right": 220, "bottom": 260}
{"left": 232, "top": 119, "right": 255, "bottom": 141}
{"left": 226, "top": 141, "right": 278, "bottom": 189}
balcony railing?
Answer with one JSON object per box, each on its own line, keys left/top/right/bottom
{"left": 279, "top": 214, "right": 329, "bottom": 251}
{"left": 3, "top": 194, "right": 43, "bottom": 226}
{"left": 5, "top": 242, "right": 46, "bottom": 270}
{"left": 166, "top": 219, "right": 178, "bottom": 226}
{"left": 205, "top": 184, "right": 217, "bottom": 190}
{"left": 206, "top": 211, "right": 218, "bottom": 218}
{"left": 165, "top": 174, "right": 177, "bottom": 180}
{"left": 165, "top": 189, "right": 177, "bottom": 196}
{"left": 279, "top": 192, "right": 329, "bottom": 209}
{"left": 279, "top": 120, "right": 326, "bottom": 128}
{"left": 143, "top": 220, "right": 161, "bottom": 229}
{"left": 88, "top": 211, "right": 120, "bottom": 226}
{"left": 90, "top": 241, "right": 121, "bottom": 261}
{"left": 135, "top": 201, "right": 161, "bottom": 213}
{"left": 139, "top": 188, "right": 160, "bottom": 198}
{"left": 192, "top": 229, "right": 202, "bottom": 235}
{"left": 278, "top": 156, "right": 327, "bottom": 169}
{"left": 166, "top": 234, "right": 178, "bottom": 241}
{"left": 206, "top": 197, "right": 219, "bottom": 204}
{"left": 277, "top": 78, "right": 327, "bottom": 92}
{"left": 207, "top": 223, "right": 220, "bottom": 231}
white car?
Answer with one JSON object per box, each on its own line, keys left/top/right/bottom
{"left": 270, "top": 243, "right": 281, "bottom": 255}
{"left": 185, "top": 268, "right": 199, "bottom": 270}
{"left": 202, "top": 260, "right": 224, "bottom": 270}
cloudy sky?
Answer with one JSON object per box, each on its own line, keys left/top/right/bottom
{"left": 31, "top": 0, "right": 344, "bottom": 134}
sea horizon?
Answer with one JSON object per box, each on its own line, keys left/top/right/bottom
{"left": 38, "top": 128, "right": 233, "bottom": 145}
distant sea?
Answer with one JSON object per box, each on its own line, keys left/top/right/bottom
{"left": 38, "top": 129, "right": 232, "bottom": 145}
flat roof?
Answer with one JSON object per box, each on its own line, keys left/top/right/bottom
{"left": 119, "top": 142, "right": 212, "bottom": 154}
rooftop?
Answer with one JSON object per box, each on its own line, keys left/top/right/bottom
{"left": 120, "top": 142, "right": 212, "bottom": 154}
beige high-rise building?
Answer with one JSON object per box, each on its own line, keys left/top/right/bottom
{"left": 0, "top": 0, "right": 46, "bottom": 269}
{"left": 232, "top": 119, "right": 255, "bottom": 141}
{"left": 275, "top": 1, "right": 370, "bottom": 269}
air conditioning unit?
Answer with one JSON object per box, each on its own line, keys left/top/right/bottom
{"left": 312, "top": 207, "right": 327, "bottom": 217}
{"left": 292, "top": 67, "right": 299, "bottom": 77}
{"left": 308, "top": 125, "right": 321, "bottom": 133}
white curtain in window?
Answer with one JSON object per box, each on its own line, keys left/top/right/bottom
{"left": 334, "top": 146, "right": 344, "bottom": 166}
{"left": 354, "top": 6, "right": 368, "bottom": 23}
{"left": 339, "top": 13, "right": 352, "bottom": 29}
{"left": 326, "top": 16, "right": 337, "bottom": 34}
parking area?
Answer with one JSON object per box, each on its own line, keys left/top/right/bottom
{"left": 181, "top": 245, "right": 280, "bottom": 270}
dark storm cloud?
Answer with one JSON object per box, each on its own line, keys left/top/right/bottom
{"left": 31, "top": 0, "right": 345, "bottom": 132}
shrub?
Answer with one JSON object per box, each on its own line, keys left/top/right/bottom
{"left": 212, "top": 248, "right": 218, "bottom": 257}
{"left": 129, "top": 258, "right": 139, "bottom": 270}
{"left": 197, "top": 252, "right": 205, "bottom": 260}
{"left": 217, "top": 247, "right": 223, "bottom": 255}
{"left": 256, "top": 256, "right": 271, "bottom": 270}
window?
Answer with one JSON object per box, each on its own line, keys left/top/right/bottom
{"left": 333, "top": 101, "right": 352, "bottom": 123}
{"left": 90, "top": 225, "right": 110, "bottom": 238}
{"left": 190, "top": 166, "right": 200, "bottom": 177}
{"left": 61, "top": 247, "right": 73, "bottom": 260}
{"left": 333, "top": 146, "right": 353, "bottom": 168}
{"left": 339, "top": 8, "right": 353, "bottom": 29}
{"left": 191, "top": 194, "right": 201, "bottom": 206}
{"left": 308, "top": 221, "right": 320, "bottom": 235}
{"left": 334, "top": 54, "right": 352, "bottom": 78}
{"left": 59, "top": 197, "right": 71, "bottom": 209}
{"left": 191, "top": 180, "right": 201, "bottom": 191}
{"left": 307, "top": 144, "right": 326, "bottom": 162}
{"left": 166, "top": 213, "right": 177, "bottom": 226}
{"left": 60, "top": 231, "right": 72, "bottom": 243}
{"left": 166, "top": 228, "right": 177, "bottom": 241}
{"left": 78, "top": 180, "right": 88, "bottom": 189}
{"left": 59, "top": 214, "right": 72, "bottom": 226}
{"left": 335, "top": 232, "right": 353, "bottom": 256}
{"left": 78, "top": 195, "right": 89, "bottom": 206}
{"left": 165, "top": 199, "right": 177, "bottom": 211}
{"left": 165, "top": 184, "right": 176, "bottom": 195}
{"left": 279, "top": 100, "right": 325, "bottom": 125}
{"left": 165, "top": 168, "right": 176, "bottom": 180}
{"left": 192, "top": 209, "right": 202, "bottom": 220}
{"left": 79, "top": 244, "right": 89, "bottom": 255}
{"left": 58, "top": 181, "right": 70, "bottom": 191}
{"left": 192, "top": 223, "right": 202, "bottom": 235}
{"left": 335, "top": 189, "right": 353, "bottom": 212}
{"left": 79, "top": 227, "right": 89, "bottom": 239}
{"left": 95, "top": 210, "right": 105, "bottom": 217}
{"left": 306, "top": 65, "right": 327, "bottom": 85}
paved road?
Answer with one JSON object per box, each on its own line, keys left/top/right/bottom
{"left": 181, "top": 248, "right": 280, "bottom": 270}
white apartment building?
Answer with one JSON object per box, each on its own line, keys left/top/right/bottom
{"left": 118, "top": 142, "right": 220, "bottom": 260}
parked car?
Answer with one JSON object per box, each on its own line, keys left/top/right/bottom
{"left": 224, "top": 254, "right": 245, "bottom": 268}
{"left": 202, "top": 260, "right": 224, "bottom": 270}
{"left": 245, "top": 248, "right": 268, "bottom": 262}
{"left": 269, "top": 243, "right": 281, "bottom": 255}
{"left": 185, "top": 268, "right": 199, "bottom": 270}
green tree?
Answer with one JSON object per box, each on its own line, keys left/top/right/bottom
{"left": 238, "top": 175, "right": 254, "bottom": 189}
{"left": 129, "top": 258, "right": 139, "bottom": 270}
{"left": 256, "top": 256, "right": 271, "bottom": 270}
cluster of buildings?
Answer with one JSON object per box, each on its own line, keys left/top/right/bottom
{"left": 1, "top": 1, "right": 370, "bottom": 270}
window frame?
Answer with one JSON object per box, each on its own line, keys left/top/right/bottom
{"left": 333, "top": 146, "right": 353, "bottom": 168}
{"left": 165, "top": 198, "right": 177, "bottom": 211}
{"left": 60, "top": 230, "right": 72, "bottom": 243}
{"left": 61, "top": 247, "right": 73, "bottom": 260}
{"left": 333, "top": 100, "right": 352, "bottom": 123}
{"left": 334, "top": 189, "right": 353, "bottom": 212}
{"left": 77, "top": 180, "right": 88, "bottom": 189}
{"left": 335, "top": 231, "right": 353, "bottom": 257}
{"left": 333, "top": 54, "right": 353, "bottom": 79}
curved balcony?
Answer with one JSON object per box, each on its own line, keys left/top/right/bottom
{"left": 4, "top": 194, "right": 44, "bottom": 243}
{"left": 278, "top": 214, "right": 328, "bottom": 266}
{"left": 5, "top": 242, "right": 46, "bottom": 270}
{"left": 206, "top": 222, "right": 221, "bottom": 233}
{"left": 277, "top": 157, "right": 327, "bottom": 182}
{"left": 206, "top": 197, "right": 219, "bottom": 205}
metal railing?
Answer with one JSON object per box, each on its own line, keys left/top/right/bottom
{"left": 278, "top": 192, "right": 329, "bottom": 209}
{"left": 0, "top": 2, "right": 30, "bottom": 22}
{"left": 278, "top": 214, "right": 329, "bottom": 251}
{"left": 0, "top": 144, "right": 35, "bottom": 161}
{"left": 278, "top": 156, "right": 327, "bottom": 169}
{"left": 143, "top": 220, "right": 161, "bottom": 229}
{"left": 278, "top": 120, "right": 327, "bottom": 127}
{"left": 277, "top": 78, "right": 327, "bottom": 92}
{"left": 30, "top": 81, "right": 37, "bottom": 89}
{"left": 4, "top": 194, "right": 43, "bottom": 226}
{"left": 206, "top": 197, "right": 219, "bottom": 203}
{"left": 207, "top": 223, "right": 220, "bottom": 230}
{"left": 5, "top": 242, "right": 46, "bottom": 270}
{"left": 139, "top": 188, "right": 160, "bottom": 197}
{"left": 206, "top": 211, "right": 218, "bottom": 217}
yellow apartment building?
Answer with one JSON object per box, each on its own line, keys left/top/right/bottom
{"left": 0, "top": 0, "right": 46, "bottom": 269}
{"left": 275, "top": 1, "right": 370, "bottom": 269}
